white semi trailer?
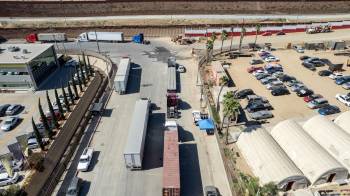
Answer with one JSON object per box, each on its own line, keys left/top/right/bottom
{"left": 123, "top": 99, "right": 151, "bottom": 170}
{"left": 114, "top": 58, "right": 131, "bottom": 94}
{"left": 77, "top": 32, "right": 124, "bottom": 42}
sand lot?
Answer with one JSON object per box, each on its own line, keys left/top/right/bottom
{"left": 223, "top": 49, "right": 350, "bottom": 125}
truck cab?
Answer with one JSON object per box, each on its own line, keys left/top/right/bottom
{"left": 77, "top": 33, "right": 88, "bottom": 42}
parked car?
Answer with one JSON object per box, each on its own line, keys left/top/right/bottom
{"left": 177, "top": 65, "right": 186, "bottom": 73}
{"left": 204, "top": 186, "right": 220, "bottom": 196}
{"left": 336, "top": 76, "right": 350, "bottom": 85}
{"left": 311, "top": 60, "right": 325, "bottom": 67}
{"left": 318, "top": 105, "right": 340, "bottom": 115}
{"left": 246, "top": 95, "right": 268, "bottom": 103}
{"left": 0, "top": 104, "right": 10, "bottom": 117}
{"left": 192, "top": 110, "right": 202, "bottom": 125}
{"left": 77, "top": 147, "right": 94, "bottom": 172}
{"left": 265, "top": 81, "right": 284, "bottom": 90}
{"left": 318, "top": 70, "right": 332, "bottom": 76}
{"left": 235, "top": 89, "right": 255, "bottom": 99}
{"left": 250, "top": 110, "right": 273, "bottom": 120}
{"left": 252, "top": 70, "right": 266, "bottom": 76}
{"left": 249, "top": 59, "right": 264, "bottom": 65}
{"left": 64, "top": 59, "right": 79, "bottom": 67}
{"left": 0, "top": 172, "right": 19, "bottom": 187}
{"left": 304, "top": 94, "right": 323, "bottom": 103}
{"left": 1, "top": 117, "right": 20, "bottom": 131}
{"left": 5, "top": 104, "right": 22, "bottom": 116}
{"left": 264, "top": 56, "right": 280, "bottom": 62}
{"left": 247, "top": 66, "right": 264, "bottom": 73}
{"left": 290, "top": 83, "right": 305, "bottom": 92}
{"left": 280, "top": 75, "right": 296, "bottom": 82}
{"left": 266, "top": 67, "right": 283, "bottom": 74}
{"left": 342, "top": 82, "right": 350, "bottom": 90}
{"left": 329, "top": 72, "right": 343, "bottom": 80}
{"left": 276, "top": 31, "right": 286, "bottom": 36}
{"left": 261, "top": 32, "right": 272, "bottom": 36}
{"left": 272, "top": 72, "right": 284, "bottom": 78}
{"left": 299, "top": 56, "right": 310, "bottom": 60}
{"left": 293, "top": 45, "right": 304, "bottom": 53}
{"left": 307, "top": 98, "right": 329, "bottom": 109}
{"left": 66, "top": 176, "right": 82, "bottom": 196}
{"left": 302, "top": 62, "right": 316, "bottom": 71}
{"left": 286, "top": 80, "right": 301, "bottom": 87}
{"left": 271, "top": 87, "right": 290, "bottom": 96}
{"left": 336, "top": 93, "right": 350, "bottom": 107}
{"left": 27, "top": 134, "right": 48, "bottom": 150}
{"left": 256, "top": 73, "right": 270, "bottom": 80}
{"left": 296, "top": 88, "right": 314, "bottom": 97}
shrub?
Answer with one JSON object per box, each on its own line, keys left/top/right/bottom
{"left": 28, "top": 152, "right": 45, "bottom": 172}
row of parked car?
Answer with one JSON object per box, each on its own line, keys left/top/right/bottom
{"left": 258, "top": 50, "right": 280, "bottom": 63}
{"left": 0, "top": 71, "right": 28, "bottom": 76}
{"left": 300, "top": 56, "right": 326, "bottom": 71}
{"left": 0, "top": 104, "right": 24, "bottom": 132}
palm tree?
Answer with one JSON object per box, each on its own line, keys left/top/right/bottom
{"left": 216, "top": 75, "right": 229, "bottom": 112}
{"left": 261, "top": 182, "right": 278, "bottom": 196}
{"left": 222, "top": 92, "right": 240, "bottom": 144}
{"left": 87, "top": 57, "right": 94, "bottom": 76}
{"left": 31, "top": 117, "right": 44, "bottom": 151}
{"left": 229, "top": 26, "right": 234, "bottom": 51}
{"left": 54, "top": 88, "right": 65, "bottom": 119}
{"left": 210, "top": 32, "right": 217, "bottom": 43}
{"left": 82, "top": 53, "right": 90, "bottom": 81}
{"left": 254, "top": 24, "right": 261, "bottom": 51}
{"left": 79, "top": 63, "right": 87, "bottom": 87}
{"left": 67, "top": 82, "right": 75, "bottom": 105}
{"left": 220, "top": 30, "right": 228, "bottom": 53}
{"left": 46, "top": 91, "right": 59, "bottom": 129}
{"left": 70, "top": 75, "right": 79, "bottom": 99}
{"left": 38, "top": 98, "right": 53, "bottom": 139}
{"left": 206, "top": 39, "right": 214, "bottom": 62}
{"left": 61, "top": 85, "right": 70, "bottom": 112}
{"left": 239, "top": 26, "right": 246, "bottom": 53}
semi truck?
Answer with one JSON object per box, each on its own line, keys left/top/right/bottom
{"left": 163, "top": 121, "right": 180, "bottom": 196}
{"left": 114, "top": 58, "right": 131, "bottom": 94}
{"left": 25, "top": 33, "right": 67, "bottom": 43}
{"left": 167, "top": 67, "right": 179, "bottom": 118}
{"left": 77, "top": 32, "right": 124, "bottom": 42}
{"left": 123, "top": 99, "right": 151, "bottom": 170}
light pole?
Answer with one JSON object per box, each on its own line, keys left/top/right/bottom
{"left": 95, "top": 30, "right": 101, "bottom": 54}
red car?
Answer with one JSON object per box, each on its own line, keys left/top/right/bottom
{"left": 261, "top": 32, "right": 272, "bottom": 36}
{"left": 247, "top": 66, "right": 264, "bottom": 73}
{"left": 303, "top": 94, "right": 323, "bottom": 102}
{"left": 276, "top": 31, "right": 286, "bottom": 36}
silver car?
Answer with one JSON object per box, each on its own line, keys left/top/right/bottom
{"left": 1, "top": 116, "right": 20, "bottom": 131}
{"left": 342, "top": 82, "right": 350, "bottom": 90}
{"left": 5, "top": 104, "right": 22, "bottom": 116}
{"left": 0, "top": 172, "right": 19, "bottom": 187}
{"left": 250, "top": 110, "right": 273, "bottom": 120}
{"left": 291, "top": 83, "right": 305, "bottom": 92}
{"left": 307, "top": 98, "right": 329, "bottom": 109}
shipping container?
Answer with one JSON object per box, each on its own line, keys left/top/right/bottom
{"left": 114, "top": 58, "right": 131, "bottom": 94}
{"left": 78, "top": 32, "right": 124, "bottom": 42}
{"left": 162, "top": 124, "right": 180, "bottom": 196}
{"left": 123, "top": 99, "right": 150, "bottom": 170}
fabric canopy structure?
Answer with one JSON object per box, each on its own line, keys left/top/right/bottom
{"left": 334, "top": 111, "right": 350, "bottom": 135}
{"left": 237, "top": 127, "right": 309, "bottom": 191}
{"left": 198, "top": 119, "right": 215, "bottom": 130}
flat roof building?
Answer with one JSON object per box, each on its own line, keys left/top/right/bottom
{"left": 237, "top": 127, "right": 309, "bottom": 191}
{"left": 0, "top": 43, "right": 59, "bottom": 90}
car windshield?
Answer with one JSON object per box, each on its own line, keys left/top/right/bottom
{"left": 79, "top": 158, "right": 89, "bottom": 163}
{"left": 4, "top": 120, "right": 12, "bottom": 125}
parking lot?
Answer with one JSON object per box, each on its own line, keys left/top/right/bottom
{"left": 225, "top": 48, "right": 350, "bottom": 125}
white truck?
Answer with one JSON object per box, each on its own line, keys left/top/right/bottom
{"left": 77, "top": 32, "right": 124, "bottom": 42}
{"left": 123, "top": 99, "right": 151, "bottom": 170}
{"left": 114, "top": 58, "right": 131, "bottom": 94}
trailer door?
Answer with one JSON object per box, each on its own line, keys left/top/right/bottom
{"left": 124, "top": 154, "right": 134, "bottom": 168}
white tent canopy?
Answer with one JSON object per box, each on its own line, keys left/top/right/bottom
{"left": 334, "top": 111, "right": 350, "bottom": 135}
{"left": 271, "top": 120, "right": 348, "bottom": 185}
{"left": 237, "top": 127, "right": 309, "bottom": 191}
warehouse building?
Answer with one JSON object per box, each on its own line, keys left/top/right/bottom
{"left": 0, "top": 44, "right": 59, "bottom": 90}
{"left": 303, "top": 115, "right": 350, "bottom": 171}
{"left": 334, "top": 111, "right": 350, "bottom": 134}
{"left": 237, "top": 127, "right": 309, "bottom": 191}
{"left": 271, "top": 120, "right": 348, "bottom": 186}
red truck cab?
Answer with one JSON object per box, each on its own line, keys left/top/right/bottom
{"left": 25, "top": 33, "right": 37, "bottom": 43}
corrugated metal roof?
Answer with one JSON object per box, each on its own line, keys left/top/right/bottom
{"left": 237, "top": 127, "right": 308, "bottom": 188}
{"left": 271, "top": 120, "right": 347, "bottom": 185}
{"left": 116, "top": 58, "right": 130, "bottom": 76}
{"left": 163, "top": 130, "right": 180, "bottom": 188}
{"left": 167, "top": 67, "right": 176, "bottom": 91}
{"left": 124, "top": 99, "right": 150, "bottom": 154}
{"left": 303, "top": 115, "right": 350, "bottom": 170}
{"left": 334, "top": 111, "right": 350, "bottom": 135}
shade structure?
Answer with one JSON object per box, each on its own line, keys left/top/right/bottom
{"left": 237, "top": 127, "right": 309, "bottom": 191}
{"left": 198, "top": 119, "right": 215, "bottom": 130}
{"left": 334, "top": 111, "right": 350, "bottom": 135}
{"left": 271, "top": 120, "right": 348, "bottom": 185}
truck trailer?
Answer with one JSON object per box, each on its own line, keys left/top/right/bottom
{"left": 77, "top": 32, "right": 124, "bottom": 42}
{"left": 26, "top": 33, "right": 67, "bottom": 43}
{"left": 123, "top": 99, "right": 151, "bottom": 170}
{"left": 163, "top": 121, "right": 180, "bottom": 196}
{"left": 114, "top": 58, "right": 131, "bottom": 94}
{"left": 167, "top": 67, "right": 179, "bottom": 118}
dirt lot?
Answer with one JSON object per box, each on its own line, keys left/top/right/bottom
{"left": 223, "top": 49, "right": 350, "bottom": 125}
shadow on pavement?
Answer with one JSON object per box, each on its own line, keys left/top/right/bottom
{"left": 80, "top": 180, "right": 91, "bottom": 196}
{"left": 127, "top": 63, "right": 142, "bottom": 94}
{"left": 89, "top": 151, "right": 100, "bottom": 171}
{"left": 142, "top": 112, "right": 165, "bottom": 170}
{"left": 101, "top": 108, "right": 113, "bottom": 117}
{"left": 179, "top": 100, "right": 192, "bottom": 110}
{"left": 38, "top": 66, "right": 76, "bottom": 91}
{"left": 178, "top": 125, "right": 194, "bottom": 143}
{"left": 179, "top": 143, "right": 203, "bottom": 196}
{"left": 176, "top": 70, "right": 181, "bottom": 93}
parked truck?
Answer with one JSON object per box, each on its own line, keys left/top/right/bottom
{"left": 163, "top": 121, "right": 180, "bottom": 196}
{"left": 25, "top": 33, "right": 67, "bottom": 43}
{"left": 306, "top": 25, "right": 332, "bottom": 34}
{"left": 114, "top": 58, "right": 131, "bottom": 94}
{"left": 167, "top": 67, "right": 179, "bottom": 118}
{"left": 77, "top": 32, "right": 124, "bottom": 42}
{"left": 123, "top": 99, "right": 151, "bottom": 170}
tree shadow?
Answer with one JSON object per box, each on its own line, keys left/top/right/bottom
{"left": 179, "top": 143, "right": 203, "bottom": 196}
{"left": 142, "top": 112, "right": 165, "bottom": 170}
{"left": 178, "top": 125, "right": 194, "bottom": 143}
{"left": 127, "top": 63, "right": 142, "bottom": 94}
{"left": 88, "top": 151, "right": 100, "bottom": 171}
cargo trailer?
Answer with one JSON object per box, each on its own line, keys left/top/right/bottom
{"left": 123, "top": 99, "right": 151, "bottom": 170}
{"left": 114, "top": 58, "right": 131, "bottom": 94}
{"left": 78, "top": 32, "right": 124, "bottom": 42}
{"left": 26, "top": 33, "right": 67, "bottom": 43}
{"left": 163, "top": 122, "right": 180, "bottom": 196}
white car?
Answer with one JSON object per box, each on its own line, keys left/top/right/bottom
{"left": 177, "top": 65, "right": 186, "bottom": 73}
{"left": 336, "top": 94, "right": 350, "bottom": 107}
{"left": 329, "top": 72, "right": 343, "bottom": 80}
{"left": 192, "top": 110, "right": 201, "bottom": 125}
{"left": 265, "top": 81, "right": 284, "bottom": 90}
{"left": 264, "top": 56, "right": 280, "bottom": 62}
{"left": 0, "top": 172, "right": 19, "bottom": 187}
{"left": 77, "top": 147, "right": 94, "bottom": 172}
{"left": 252, "top": 70, "right": 266, "bottom": 76}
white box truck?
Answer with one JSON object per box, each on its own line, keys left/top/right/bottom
{"left": 123, "top": 99, "right": 151, "bottom": 170}
{"left": 114, "top": 58, "right": 131, "bottom": 94}
{"left": 77, "top": 32, "right": 124, "bottom": 42}
{"left": 37, "top": 33, "right": 67, "bottom": 42}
